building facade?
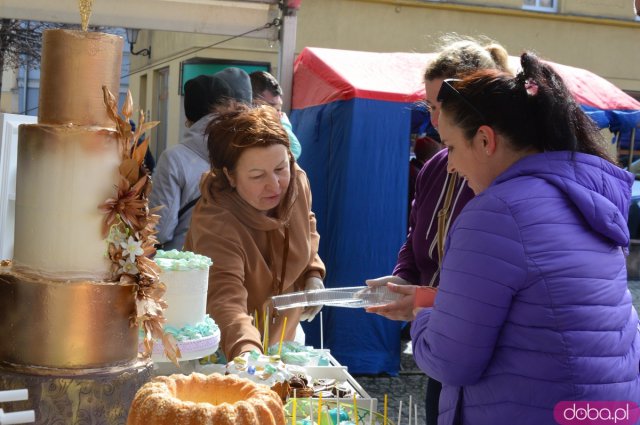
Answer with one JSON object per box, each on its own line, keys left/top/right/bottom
{"left": 120, "top": 0, "right": 640, "bottom": 156}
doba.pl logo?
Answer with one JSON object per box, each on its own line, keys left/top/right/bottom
{"left": 554, "top": 401, "right": 640, "bottom": 425}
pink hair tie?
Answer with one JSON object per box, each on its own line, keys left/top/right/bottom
{"left": 524, "top": 79, "right": 539, "bottom": 96}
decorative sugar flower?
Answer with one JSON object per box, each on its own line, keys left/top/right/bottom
{"left": 121, "top": 236, "right": 144, "bottom": 263}
{"left": 98, "top": 176, "right": 148, "bottom": 238}
{"left": 108, "top": 243, "right": 124, "bottom": 269}
{"left": 106, "top": 224, "right": 128, "bottom": 246}
{"left": 136, "top": 256, "right": 162, "bottom": 284}
{"left": 118, "top": 258, "right": 140, "bottom": 275}
{"left": 101, "top": 86, "right": 177, "bottom": 365}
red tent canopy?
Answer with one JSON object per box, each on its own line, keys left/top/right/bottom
{"left": 293, "top": 48, "right": 434, "bottom": 108}
{"left": 293, "top": 47, "right": 640, "bottom": 120}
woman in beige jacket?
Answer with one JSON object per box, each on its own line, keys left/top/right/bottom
{"left": 184, "top": 103, "right": 325, "bottom": 360}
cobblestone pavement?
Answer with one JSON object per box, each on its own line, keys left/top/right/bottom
{"left": 353, "top": 280, "right": 640, "bottom": 425}
{"left": 629, "top": 280, "right": 640, "bottom": 313}
{"left": 354, "top": 340, "right": 428, "bottom": 425}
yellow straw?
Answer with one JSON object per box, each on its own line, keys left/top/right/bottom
{"left": 262, "top": 308, "right": 268, "bottom": 352}
{"left": 265, "top": 307, "right": 270, "bottom": 350}
{"left": 353, "top": 394, "right": 358, "bottom": 425}
{"left": 254, "top": 309, "right": 259, "bottom": 330}
{"left": 383, "top": 394, "right": 388, "bottom": 425}
{"left": 317, "top": 393, "right": 323, "bottom": 425}
{"left": 278, "top": 316, "right": 288, "bottom": 356}
{"left": 292, "top": 391, "right": 297, "bottom": 425}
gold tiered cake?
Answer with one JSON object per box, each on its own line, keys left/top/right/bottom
{"left": 0, "top": 29, "right": 153, "bottom": 424}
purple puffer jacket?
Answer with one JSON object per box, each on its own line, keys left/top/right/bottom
{"left": 411, "top": 151, "right": 640, "bottom": 425}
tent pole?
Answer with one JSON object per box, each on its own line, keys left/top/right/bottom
{"left": 278, "top": 6, "right": 298, "bottom": 114}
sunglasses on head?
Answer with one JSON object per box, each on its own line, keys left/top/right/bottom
{"left": 437, "top": 78, "right": 486, "bottom": 123}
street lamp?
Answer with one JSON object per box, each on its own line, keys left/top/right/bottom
{"left": 125, "top": 28, "right": 151, "bottom": 58}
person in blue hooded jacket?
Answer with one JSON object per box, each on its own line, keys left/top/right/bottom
{"left": 406, "top": 52, "right": 640, "bottom": 424}
{"left": 249, "top": 70, "right": 302, "bottom": 160}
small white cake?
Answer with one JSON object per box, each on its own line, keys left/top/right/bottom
{"left": 154, "top": 249, "right": 213, "bottom": 335}
{"left": 141, "top": 250, "right": 219, "bottom": 361}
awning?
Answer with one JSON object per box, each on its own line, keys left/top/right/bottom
{"left": 0, "top": 0, "right": 279, "bottom": 39}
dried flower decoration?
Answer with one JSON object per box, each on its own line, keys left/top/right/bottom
{"left": 525, "top": 79, "right": 539, "bottom": 96}
{"left": 100, "top": 86, "right": 181, "bottom": 366}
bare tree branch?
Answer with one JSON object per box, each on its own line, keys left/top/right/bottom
{"left": 0, "top": 19, "right": 112, "bottom": 110}
{"left": 0, "top": 19, "right": 110, "bottom": 69}
{"left": 0, "top": 19, "right": 67, "bottom": 70}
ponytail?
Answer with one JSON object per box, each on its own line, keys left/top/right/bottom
{"left": 439, "top": 52, "right": 615, "bottom": 164}
{"left": 515, "top": 52, "right": 613, "bottom": 162}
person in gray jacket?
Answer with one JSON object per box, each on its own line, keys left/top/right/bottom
{"left": 150, "top": 67, "right": 252, "bottom": 250}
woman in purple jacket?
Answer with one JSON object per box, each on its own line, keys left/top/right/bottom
{"left": 409, "top": 52, "right": 640, "bottom": 424}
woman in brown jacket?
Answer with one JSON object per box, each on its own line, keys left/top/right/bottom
{"left": 184, "top": 103, "right": 325, "bottom": 360}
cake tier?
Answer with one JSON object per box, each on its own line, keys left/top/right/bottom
{"left": 154, "top": 250, "right": 212, "bottom": 329}
{"left": 39, "top": 29, "right": 123, "bottom": 127}
{"left": 0, "top": 359, "right": 152, "bottom": 425}
{"left": 159, "top": 269, "right": 209, "bottom": 328}
{"left": 13, "top": 124, "right": 120, "bottom": 281}
{"left": 0, "top": 268, "right": 139, "bottom": 369}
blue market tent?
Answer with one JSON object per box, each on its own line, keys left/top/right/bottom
{"left": 290, "top": 47, "right": 640, "bottom": 375}
{"left": 542, "top": 59, "right": 640, "bottom": 135}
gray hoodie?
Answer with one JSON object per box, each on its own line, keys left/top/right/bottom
{"left": 149, "top": 115, "right": 212, "bottom": 250}
{"left": 149, "top": 67, "right": 252, "bottom": 250}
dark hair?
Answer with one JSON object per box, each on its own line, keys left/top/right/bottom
{"left": 250, "top": 71, "right": 283, "bottom": 98}
{"left": 184, "top": 75, "right": 232, "bottom": 123}
{"left": 439, "top": 52, "right": 615, "bottom": 163}
{"left": 183, "top": 69, "right": 252, "bottom": 123}
{"left": 205, "top": 103, "right": 296, "bottom": 217}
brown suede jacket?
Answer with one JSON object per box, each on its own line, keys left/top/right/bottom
{"left": 184, "top": 165, "right": 325, "bottom": 359}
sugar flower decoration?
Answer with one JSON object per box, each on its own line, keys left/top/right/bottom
{"left": 99, "top": 176, "right": 148, "bottom": 238}
{"left": 121, "top": 236, "right": 144, "bottom": 262}
{"left": 118, "top": 258, "right": 139, "bottom": 275}
{"left": 106, "top": 224, "right": 128, "bottom": 246}
{"left": 101, "top": 86, "right": 180, "bottom": 366}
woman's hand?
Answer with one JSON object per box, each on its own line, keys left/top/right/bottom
{"left": 366, "top": 283, "right": 419, "bottom": 321}
{"left": 300, "top": 277, "right": 324, "bottom": 322}
{"left": 365, "top": 275, "right": 411, "bottom": 288}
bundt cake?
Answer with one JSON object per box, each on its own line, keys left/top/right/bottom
{"left": 126, "top": 373, "right": 286, "bottom": 425}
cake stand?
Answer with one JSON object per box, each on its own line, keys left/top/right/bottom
{"left": 139, "top": 329, "right": 221, "bottom": 376}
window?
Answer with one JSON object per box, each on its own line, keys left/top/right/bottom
{"left": 179, "top": 58, "right": 270, "bottom": 95}
{"left": 523, "top": 0, "right": 557, "bottom": 12}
